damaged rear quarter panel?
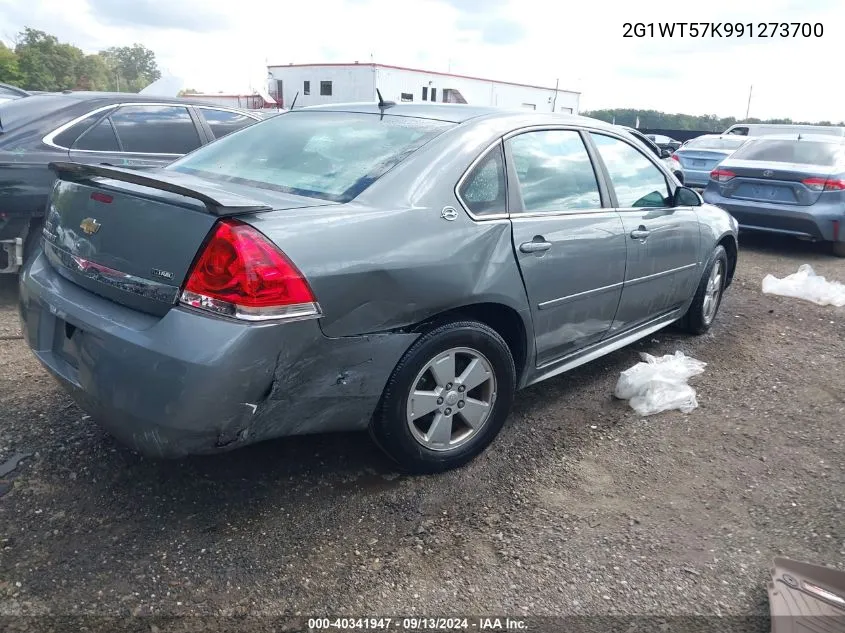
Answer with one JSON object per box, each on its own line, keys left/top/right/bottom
{"left": 249, "top": 329, "right": 420, "bottom": 439}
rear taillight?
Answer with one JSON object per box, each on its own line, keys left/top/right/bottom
{"left": 671, "top": 154, "right": 680, "bottom": 162}
{"left": 710, "top": 168, "right": 736, "bottom": 183}
{"left": 180, "top": 219, "right": 320, "bottom": 322}
{"left": 802, "top": 176, "right": 845, "bottom": 191}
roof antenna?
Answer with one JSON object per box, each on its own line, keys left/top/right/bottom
{"left": 376, "top": 88, "right": 395, "bottom": 119}
{"left": 289, "top": 91, "right": 299, "bottom": 110}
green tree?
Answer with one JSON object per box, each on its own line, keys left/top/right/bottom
{"left": 100, "top": 44, "right": 161, "bottom": 92}
{"left": 0, "top": 41, "right": 20, "bottom": 83}
{"left": 177, "top": 88, "right": 199, "bottom": 96}
{"left": 14, "top": 27, "right": 84, "bottom": 91}
{"left": 75, "top": 54, "right": 111, "bottom": 91}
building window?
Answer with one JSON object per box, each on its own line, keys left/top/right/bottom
{"left": 320, "top": 81, "right": 332, "bottom": 96}
{"left": 400, "top": 92, "right": 413, "bottom": 102}
{"left": 560, "top": 107, "right": 573, "bottom": 114}
{"left": 304, "top": 81, "right": 310, "bottom": 95}
{"left": 430, "top": 88, "right": 436, "bottom": 102}
{"left": 522, "top": 103, "right": 536, "bottom": 110}
{"left": 422, "top": 86, "right": 428, "bottom": 101}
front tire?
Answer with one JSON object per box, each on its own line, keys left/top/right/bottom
{"left": 679, "top": 245, "right": 728, "bottom": 335}
{"left": 370, "top": 320, "right": 516, "bottom": 474}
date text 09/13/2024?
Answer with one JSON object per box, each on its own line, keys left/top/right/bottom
{"left": 623, "top": 22, "right": 823, "bottom": 38}
{"left": 307, "top": 617, "right": 528, "bottom": 630}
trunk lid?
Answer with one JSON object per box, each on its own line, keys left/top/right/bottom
{"left": 674, "top": 149, "right": 732, "bottom": 172}
{"left": 714, "top": 159, "right": 835, "bottom": 206}
{"left": 43, "top": 163, "right": 337, "bottom": 316}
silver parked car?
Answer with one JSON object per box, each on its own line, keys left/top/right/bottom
{"left": 20, "top": 104, "right": 739, "bottom": 472}
{"left": 703, "top": 134, "right": 845, "bottom": 257}
{"left": 671, "top": 135, "right": 748, "bottom": 188}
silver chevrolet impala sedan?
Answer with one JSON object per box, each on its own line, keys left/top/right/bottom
{"left": 19, "top": 103, "right": 738, "bottom": 472}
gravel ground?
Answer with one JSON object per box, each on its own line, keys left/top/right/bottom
{"left": 1, "top": 234, "right": 843, "bottom": 631}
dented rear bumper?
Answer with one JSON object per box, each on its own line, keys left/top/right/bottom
{"left": 19, "top": 251, "right": 417, "bottom": 458}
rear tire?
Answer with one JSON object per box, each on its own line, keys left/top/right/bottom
{"left": 370, "top": 320, "right": 516, "bottom": 474}
{"left": 831, "top": 241, "right": 845, "bottom": 258}
{"left": 678, "top": 245, "right": 728, "bottom": 335}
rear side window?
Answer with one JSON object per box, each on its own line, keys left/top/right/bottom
{"left": 458, "top": 144, "right": 506, "bottom": 216}
{"left": 110, "top": 105, "right": 201, "bottom": 154}
{"left": 52, "top": 110, "right": 113, "bottom": 148}
{"left": 508, "top": 130, "right": 601, "bottom": 212}
{"left": 74, "top": 118, "right": 120, "bottom": 152}
{"left": 200, "top": 108, "right": 256, "bottom": 140}
{"left": 730, "top": 139, "right": 843, "bottom": 166}
{"left": 168, "top": 111, "right": 454, "bottom": 202}
{"left": 684, "top": 137, "right": 746, "bottom": 151}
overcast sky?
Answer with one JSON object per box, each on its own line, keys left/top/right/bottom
{"left": 1, "top": 0, "right": 842, "bottom": 120}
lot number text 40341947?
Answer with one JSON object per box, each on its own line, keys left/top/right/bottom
{"left": 623, "top": 22, "right": 823, "bottom": 38}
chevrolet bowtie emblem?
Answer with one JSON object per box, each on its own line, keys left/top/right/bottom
{"left": 80, "top": 217, "right": 101, "bottom": 235}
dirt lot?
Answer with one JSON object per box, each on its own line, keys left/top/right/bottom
{"left": 1, "top": 234, "right": 843, "bottom": 630}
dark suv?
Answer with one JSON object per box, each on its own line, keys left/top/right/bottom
{"left": 0, "top": 92, "right": 262, "bottom": 274}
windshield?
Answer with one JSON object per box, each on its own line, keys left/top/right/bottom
{"left": 730, "top": 138, "right": 844, "bottom": 166}
{"left": 0, "top": 94, "right": 83, "bottom": 132}
{"left": 169, "top": 111, "right": 455, "bottom": 202}
{"left": 684, "top": 137, "right": 747, "bottom": 151}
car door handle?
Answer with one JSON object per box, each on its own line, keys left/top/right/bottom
{"left": 630, "top": 229, "right": 650, "bottom": 240}
{"left": 520, "top": 240, "right": 552, "bottom": 253}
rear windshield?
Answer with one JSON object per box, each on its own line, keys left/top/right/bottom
{"left": 0, "top": 94, "right": 84, "bottom": 132}
{"left": 684, "top": 137, "right": 747, "bottom": 151}
{"left": 730, "top": 138, "right": 844, "bottom": 166}
{"left": 169, "top": 111, "right": 455, "bottom": 202}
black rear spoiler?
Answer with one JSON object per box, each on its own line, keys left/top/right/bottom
{"left": 48, "top": 161, "right": 272, "bottom": 216}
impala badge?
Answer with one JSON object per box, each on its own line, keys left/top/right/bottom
{"left": 80, "top": 217, "right": 101, "bottom": 235}
{"left": 763, "top": 170, "right": 774, "bottom": 177}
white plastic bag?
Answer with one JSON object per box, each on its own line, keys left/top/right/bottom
{"left": 762, "top": 264, "right": 845, "bottom": 307}
{"left": 614, "top": 351, "right": 707, "bottom": 416}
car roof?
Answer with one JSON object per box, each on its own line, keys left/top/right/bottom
{"left": 0, "top": 83, "right": 29, "bottom": 97}
{"left": 299, "top": 102, "right": 613, "bottom": 128}
{"left": 742, "top": 133, "right": 845, "bottom": 143}
{"left": 2, "top": 91, "right": 249, "bottom": 110}
{"left": 687, "top": 134, "right": 747, "bottom": 141}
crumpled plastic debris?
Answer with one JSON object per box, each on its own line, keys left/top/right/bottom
{"left": 614, "top": 351, "right": 707, "bottom": 416}
{"left": 762, "top": 264, "right": 845, "bottom": 307}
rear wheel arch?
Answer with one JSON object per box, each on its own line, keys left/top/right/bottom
{"left": 408, "top": 302, "right": 530, "bottom": 385}
{"left": 717, "top": 233, "right": 738, "bottom": 287}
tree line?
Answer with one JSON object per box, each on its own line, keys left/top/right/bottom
{"left": 0, "top": 28, "right": 160, "bottom": 93}
{"left": 582, "top": 108, "right": 845, "bottom": 131}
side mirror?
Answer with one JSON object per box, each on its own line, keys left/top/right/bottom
{"left": 673, "top": 186, "right": 702, "bottom": 207}
{"left": 660, "top": 148, "right": 671, "bottom": 159}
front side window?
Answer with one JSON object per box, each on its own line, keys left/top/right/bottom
{"left": 169, "top": 111, "right": 454, "bottom": 202}
{"left": 320, "top": 81, "right": 332, "bottom": 96}
{"left": 591, "top": 133, "right": 670, "bottom": 208}
{"left": 508, "top": 130, "right": 601, "bottom": 212}
{"left": 200, "top": 108, "right": 256, "bottom": 140}
{"left": 110, "top": 105, "right": 201, "bottom": 154}
{"left": 303, "top": 81, "right": 310, "bottom": 95}
{"left": 458, "top": 144, "right": 506, "bottom": 216}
